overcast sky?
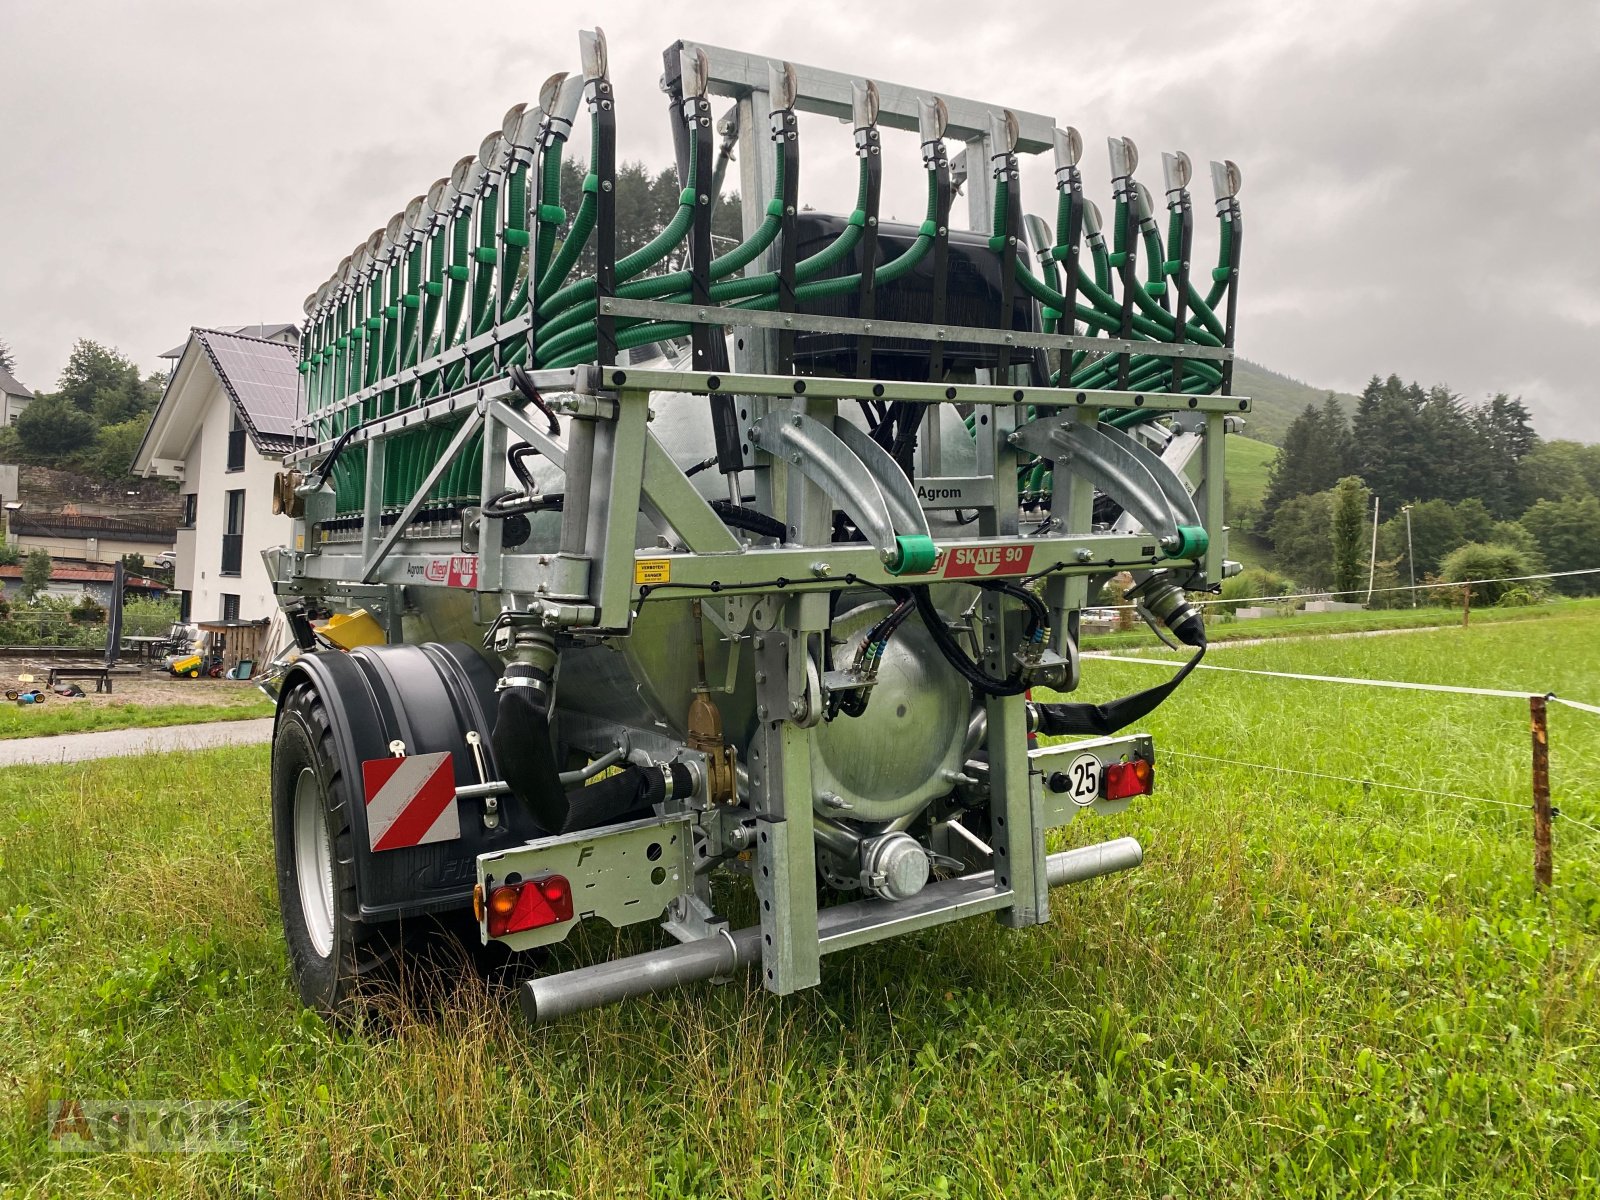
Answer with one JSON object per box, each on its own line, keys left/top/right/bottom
{"left": 1, "top": 1, "right": 1596, "bottom": 439}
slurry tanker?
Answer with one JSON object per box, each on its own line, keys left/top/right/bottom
{"left": 266, "top": 30, "right": 1244, "bottom": 1023}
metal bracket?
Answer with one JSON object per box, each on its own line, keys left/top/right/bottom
{"left": 1011, "top": 416, "right": 1198, "bottom": 548}
{"left": 477, "top": 812, "right": 694, "bottom": 951}
{"left": 748, "top": 411, "right": 930, "bottom": 562}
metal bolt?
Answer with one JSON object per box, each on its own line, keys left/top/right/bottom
{"left": 755, "top": 671, "right": 767, "bottom": 684}
{"left": 1075, "top": 548, "right": 1093, "bottom": 563}
{"left": 811, "top": 561, "right": 833, "bottom": 578}
{"left": 601, "top": 180, "right": 612, "bottom": 192}
{"left": 756, "top": 704, "right": 769, "bottom": 720}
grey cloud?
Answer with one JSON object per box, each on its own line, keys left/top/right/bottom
{"left": 0, "top": 0, "right": 1594, "bottom": 439}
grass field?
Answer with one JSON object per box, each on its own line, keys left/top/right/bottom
{"left": 1224, "top": 434, "right": 1277, "bottom": 514}
{"left": 0, "top": 696, "right": 273, "bottom": 741}
{"left": 1085, "top": 596, "right": 1600, "bottom": 651}
{"left": 2, "top": 610, "right": 1598, "bottom": 1196}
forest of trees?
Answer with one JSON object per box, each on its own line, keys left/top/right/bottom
{"left": 555, "top": 158, "right": 744, "bottom": 279}
{"left": 0, "top": 338, "right": 168, "bottom": 480}
{"left": 1252, "top": 374, "right": 1600, "bottom": 598}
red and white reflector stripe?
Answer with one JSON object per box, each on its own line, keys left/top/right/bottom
{"left": 361, "top": 751, "right": 459, "bottom": 853}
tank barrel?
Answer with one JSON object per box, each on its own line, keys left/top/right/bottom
{"left": 518, "top": 838, "right": 1143, "bottom": 1023}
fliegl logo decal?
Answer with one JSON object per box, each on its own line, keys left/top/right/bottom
{"left": 409, "top": 556, "right": 479, "bottom": 587}
{"left": 940, "top": 544, "right": 1035, "bottom": 579}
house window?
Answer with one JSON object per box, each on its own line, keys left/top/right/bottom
{"left": 221, "top": 593, "right": 240, "bottom": 622}
{"left": 179, "top": 589, "right": 192, "bottom": 622}
{"left": 180, "top": 493, "right": 198, "bottom": 529}
{"left": 220, "top": 489, "right": 244, "bottom": 576}
{"left": 226, "top": 411, "right": 247, "bottom": 472}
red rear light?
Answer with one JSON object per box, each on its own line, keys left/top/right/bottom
{"left": 1102, "top": 758, "right": 1154, "bottom": 801}
{"left": 485, "top": 875, "right": 575, "bottom": 938}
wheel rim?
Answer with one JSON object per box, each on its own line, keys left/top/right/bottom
{"left": 293, "top": 766, "right": 336, "bottom": 958}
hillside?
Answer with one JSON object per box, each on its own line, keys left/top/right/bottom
{"left": 1230, "top": 360, "right": 1359, "bottom": 446}
{"left": 1225, "top": 433, "right": 1276, "bottom": 513}
{"left": 1224, "top": 433, "right": 1279, "bottom": 571}
{"left": 17, "top": 465, "right": 178, "bottom": 520}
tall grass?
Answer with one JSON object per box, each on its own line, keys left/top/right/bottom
{"left": 1, "top": 612, "right": 1597, "bottom": 1196}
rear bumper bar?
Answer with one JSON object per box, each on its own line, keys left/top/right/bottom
{"left": 519, "top": 836, "right": 1142, "bottom": 1023}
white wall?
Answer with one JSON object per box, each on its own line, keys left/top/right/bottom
{"left": 10, "top": 531, "right": 173, "bottom": 563}
{"left": 1, "top": 393, "right": 30, "bottom": 427}
{"left": 180, "top": 377, "right": 293, "bottom": 622}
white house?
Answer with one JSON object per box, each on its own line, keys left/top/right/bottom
{"left": 132, "top": 327, "right": 306, "bottom": 624}
{"left": 0, "top": 366, "right": 34, "bottom": 426}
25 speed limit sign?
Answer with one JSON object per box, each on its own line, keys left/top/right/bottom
{"left": 1062, "top": 753, "right": 1102, "bottom": 807}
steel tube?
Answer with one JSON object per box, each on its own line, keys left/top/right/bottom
{"left": 1046, "top": 835, "right": 1144, "bottom": 885}
{"left": 518, "top": 837, "right": 1142, "bottom": 1023}
{"left": 519, "top": 927, "right": 760, "bottom": 1023}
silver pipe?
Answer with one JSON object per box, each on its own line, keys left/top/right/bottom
{"left": 520, "top": 837, "right": 1142, "bottom": 1023}
{"left": 557, "top": 746, "right": 624, "bottom": 787}
{"left": 963, "top": 708, "right": 987, "bottom": 758}
{"left": 455, "top": 781, "right": 511, "bottom": 801}
{"left": 811, "top": 815, "right": 863, "bottom": 859}
{"left": 1046, "top": 835, "right": 1142, "bottom": 886}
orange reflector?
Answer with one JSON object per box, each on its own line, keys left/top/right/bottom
{"left": 471, "top": 884, "right": 485, "bottom": 923}
{"left": 1103, "top": 758, "right": 1154, "bottom": 801}
{"left": 485, "top": 875, "right": 575, "bottom": 939}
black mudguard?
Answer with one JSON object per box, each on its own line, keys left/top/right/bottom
{"left": 275, "top": 642, "right": 542, "bottom": 921}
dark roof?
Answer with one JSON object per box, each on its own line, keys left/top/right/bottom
{"left": 0, "top": 366, "right": 33, "bottom": 400}
{"left": 159, "top": 323, "right": 299, "bottom": 360}
{"left": 0, "top": 563, "right": 166, "bottom": 589}
{"left": 9, "top": 511, "right": 177, "bottom": 541}
{"left": 191, "top": 327, "right": 307, "bottom": 452}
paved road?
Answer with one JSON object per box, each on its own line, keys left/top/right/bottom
{"left": 0, "top": 717, "right": 275, "bottom": 767}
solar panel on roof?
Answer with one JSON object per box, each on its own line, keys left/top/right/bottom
{"left": 196, "top": 329, "right": 302, "bottom": 439}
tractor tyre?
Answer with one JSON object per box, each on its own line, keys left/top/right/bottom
{"left": 272, "top": 685, "right": 442, "bottom": 1021}
{"left": 271, "top": 682, "right": 518, "bottom": 1022}
{"left": 187, "top": 667, "right": 199, "bottom": 679}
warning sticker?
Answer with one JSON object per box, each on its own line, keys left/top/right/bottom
{"left": 941, "top": 544, "right": 1036, "bottom": 579}
{"left": 361, "top": 751, "right": 458, "bottom": 853}
{"left": 635, "top": 558, "right": 671, "bottom": 585}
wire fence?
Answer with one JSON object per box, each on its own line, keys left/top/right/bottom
{"left": 1161, "top": 749, "right": 1600, "bottom": 844}
{"left": 1090, "top": 654, "right": 1600, "bottom": 718}
{"left": 1086, "top": 642, "right": 1600, "bottom": 880}
{"left": 1090, "top": 565, "right": 1600, "bottom": 613}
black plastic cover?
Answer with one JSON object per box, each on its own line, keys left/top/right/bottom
{"left": 277, "top": 643, "right": 542, "bottom": 921}
{"left": 790, "top": 213, "right": 1040, "bottom": 379}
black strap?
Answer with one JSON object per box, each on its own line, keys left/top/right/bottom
{"left": 1033, "top": 645, "right": 1205, "bottom": 737}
